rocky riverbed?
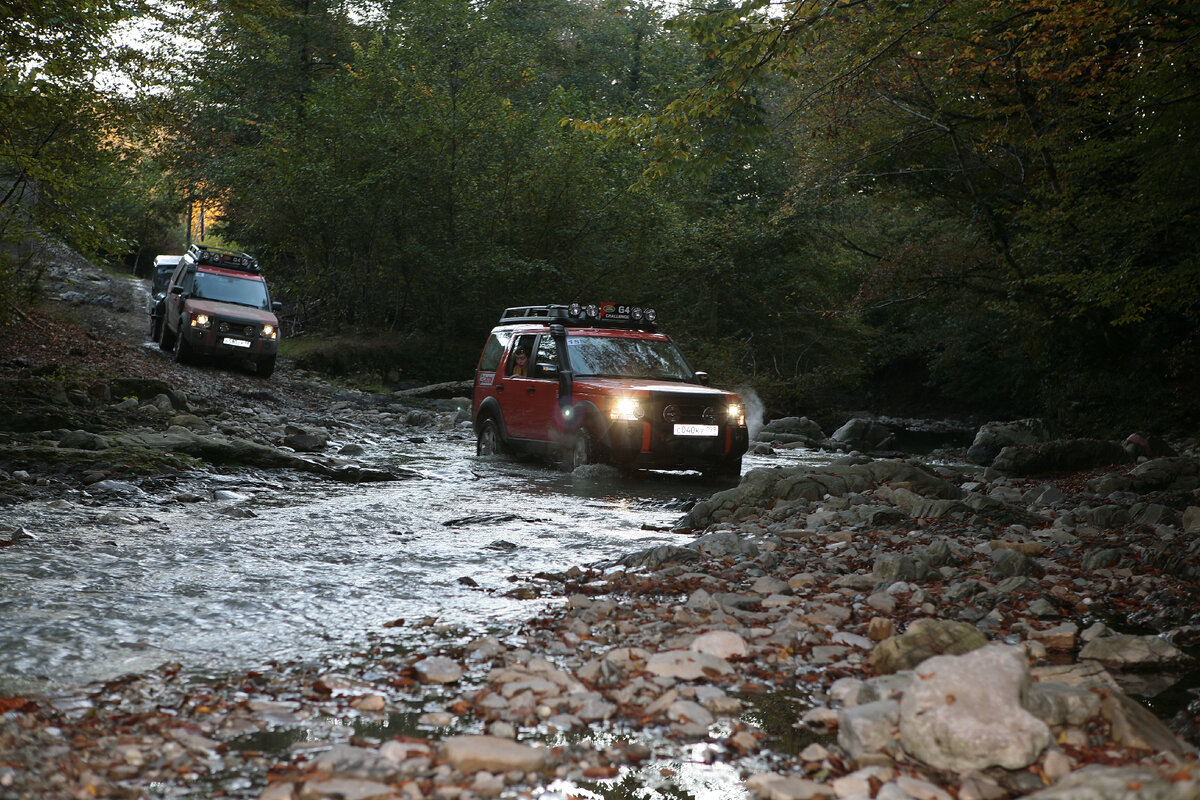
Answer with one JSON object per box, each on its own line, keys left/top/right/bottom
{"left": 1, "top": 248, "right": 1199, "bottom": 799}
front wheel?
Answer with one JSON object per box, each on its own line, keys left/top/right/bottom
{"left": 704, "top": 456, "right": 743, "bottom": 481}
{"left": 173, "top": 329, "right": 192, "bottom": 364}
{"left": 256, "top": 355, "right": 276, "bottom": 378}
{"left": 562, "top": 428, "right": 596, "bottom": 472}
{"left": 476, "top": 418, "right": 505, "bottom": 456}
{"left": 159, "top": 324, "right": 176, "bottom": 352}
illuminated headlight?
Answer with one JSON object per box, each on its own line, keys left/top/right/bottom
{"left": 190, "top": 314, "right": 211, "bottom": 328}
{"left": 262, "top": 324, "right": 277, "bottom": 339}
{"left": 727, "top": 403, "right": 745, "bottom": 426}
{"left": 610, "top": 397, "right": 644, "bottom": 421}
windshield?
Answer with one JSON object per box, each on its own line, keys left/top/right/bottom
{"left": 566, "top": 335, "right": 694, "bottom": 381}
{"left": 192, "top": 272, "right": 270, "bottom": 309}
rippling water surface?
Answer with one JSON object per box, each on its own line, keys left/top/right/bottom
{"left": 0, "top": 433, "right": 833, "bottom": 690}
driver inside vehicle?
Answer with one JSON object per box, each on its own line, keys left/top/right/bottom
{"left": 511, "top": 347, "right": 529, "bottom": 376}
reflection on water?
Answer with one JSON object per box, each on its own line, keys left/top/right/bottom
{"left": 0, "top": 432, "right": 834, "bottom": 691}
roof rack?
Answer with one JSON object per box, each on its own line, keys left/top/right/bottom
{"left": 186, "top": 243, "right": 261, "bottom": 273}
{"left": 499, "top": 303, "right": 657, "bottom": 330}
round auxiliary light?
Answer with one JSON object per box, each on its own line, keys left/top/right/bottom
{"left": 568, "top": 302, "right": 582, "bottom": 317}
{"left": 631, "top": 307, "right": 643, "bottom": 321}
{"left": 703, "top": 406, "right": 716, "bottom": 422}
{"left": 585, "top": 304, "right": 599, "bottom": 319}
{"left": 244, "top": 325, "right": 255, "bottom": 336}
{"left": 645, "top": 307, "right": 657, "bottom": 323}
{"left": 663, "top": 404, "right": 680, "bottom": 423}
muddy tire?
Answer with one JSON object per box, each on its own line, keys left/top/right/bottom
{"left": 704, "top": 456, "right": 743, "bottom": 481}
{"left": 159, "top": 324, "right": 176, "bottom": 352}
{"left": 150, "top": 316, "right": 161, "bottom": 343}
{"left": 476, "top": 418, "right": 505, "bottom": 456}
{"left": 256, "top": 356, "right": 276, "bottom": 378}
{"left": 562, "top": 427, "right": 596, "bottom": 472}
{"left": 173, "top": 330, "right": 192, "bottom": 364}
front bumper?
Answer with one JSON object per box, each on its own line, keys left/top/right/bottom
{"left": 603, "top": 420, "right": 749, "bottom": 470}
{"left": 180, "top": 325, "right": 279, "bottom": 359}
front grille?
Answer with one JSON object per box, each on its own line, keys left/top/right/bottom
{"left": 217, "top": 320, "right": 259, "bottom": 338}
{"left": 656, "top": 399, "right": 716, "bottom": 425}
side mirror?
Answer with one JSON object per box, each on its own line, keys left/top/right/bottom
{"left": 694, "top": 371, "right": 710, "bottom": 386}
{"left": 272, "top": 301, "right": 283, "bottom": 313}
{"left": 536, "top": 362, "right": 558, "bottom": 379}
{"left": 170, "top": 285, "right": 183, "bottom": 295}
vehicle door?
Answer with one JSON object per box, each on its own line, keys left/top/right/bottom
{"left": 496, "top": 333, "right": 538, "bottom": 439}
{"left": 164, "top": 264, "right": 194, "bottom": 333}
{"left": 506, "top": 333, "right": 561, "bottom": 441}
{"left": 508, "top": 333, "right": 562, "bottom": 442}
{"left": 473, "top": 331, "right": 510, "bottom": 416}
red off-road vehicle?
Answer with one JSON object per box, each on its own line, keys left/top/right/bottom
{"left": 472, "top": 303, "right": 748, "bottom": 476}
{"left": 153, "top": 244, "right": 282, "bottom": 377}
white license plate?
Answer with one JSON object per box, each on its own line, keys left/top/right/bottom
{"left": 674, "top": 424, "right": 718, "bottom": 437}
{"left": 222, "top": 337, "right": 252, "bottom": 348}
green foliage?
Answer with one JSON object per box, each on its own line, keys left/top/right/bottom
{"left": 0, "top": 0, "right": 184, "bottom": 315}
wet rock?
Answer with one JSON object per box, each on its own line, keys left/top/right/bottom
{"left": 1088, "top": 456, "right": 1200, "bottom": 495}
{"left": 872, "top": 553, "right": 933, "bottom": 584}
{"left": 991, "top": 439, "right": 1130, "bottom": 477}
{"left": 689, "top": 630, "right": 748, "bottom": 659}
{"left": 619, "top": 544, "right": 701, "bottom": 569}
{"left": 830, "top": 417, "right": 895, "bottom": 452}
{"left": 837, "top": 699, "right": 900, "bottom": 759}
{"left": 1023, "top": 765, "right": 1187, "bottom": 799}
{"left": 746, "top": 772, "right": 829, "bottom": 800}
{"left": 898, "top": 645, "right": 1051, "bottom": 771}
{"left": 57, "top": 429, "right": 110, "bottom": 450}
{"left": 439, "top": 735, "right": 547, "bottom": 774}
{"left": 1028, "top": 623, "right": 1077, "bottom": 650}
{"left": 413, "top": 655, "right": 463, "bottom": 684}
{"left": 870, "top": 619, "right": 988, "bottom": 674}
{"left": 754, "top": 416, "right": 826, "bottom": 445}
{"left": 1101, "top": 692, "right": 1187, "bottom": 754}
{"left": 171, "top": 413, "right": 209, "bottom": 432}
{"left": 989, "top": 548, "right": 1032, "bottom": 578}
{"left": 299, "top": 777, "right": 398, "bottom": 799}
{"left": 645, "top": 650, "right": 733, "bottom": 680}
{"left": 1078, "top": 634, "right": 1192, "bottom": 670}
{"left": 282, "top": 424, "right": 329, "bottom": 452}
{"left": 966, "top": 419, "right": 1050, "bottom": 467}
{"left": 1025, "top": 682, "right": 1102, "bottom": 727}
{"left": 691, "top": 530, "right": 759, "bottom": 558}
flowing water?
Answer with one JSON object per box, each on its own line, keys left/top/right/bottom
{"left": 0, "top": 432, "right": 834, "bottom": 692}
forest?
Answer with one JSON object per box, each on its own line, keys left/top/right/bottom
{"left": 2, "top": 0, "right": 1197, "bottom": 435}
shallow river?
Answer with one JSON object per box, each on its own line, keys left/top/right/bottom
{"left": 0, "top": 431, "right": 833, "bottom": 693}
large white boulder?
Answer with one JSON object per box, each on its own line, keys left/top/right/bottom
{"left": 898, "top": 645, "right": 1051, "bottom": 771}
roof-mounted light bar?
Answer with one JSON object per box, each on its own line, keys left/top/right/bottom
{"left": 499, "top": 303, "right": 657, "bottom": 329}
{"left": 187, "top": 243, "right": 261, "bottom": 273}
